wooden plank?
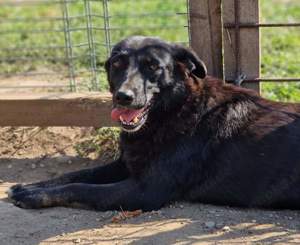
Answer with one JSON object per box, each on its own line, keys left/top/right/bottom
{"left": 189, "top": 0, "right": 224, "bottom": 79}
{"left": 223, "top": 0, "right": 260, "bottom": 92}
{"left": 0, "top": 93, "right": 116, "bottom": 127}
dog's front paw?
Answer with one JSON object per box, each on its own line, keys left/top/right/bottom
{"left": 6, "top": 184, "right": 25, "bottom": 198}
{"left": 9, "top": 189, "right": 51, "bottom": 209}
{"left": 7, "top": 183, "right": 44, "bottom": 199}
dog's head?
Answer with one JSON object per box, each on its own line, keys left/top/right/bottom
{"left": 105, "top": 36, "right": 207, "bottom": 133}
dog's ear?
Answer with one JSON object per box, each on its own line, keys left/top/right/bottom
{"left": 172, "top": 45, "right": 207, "bottom": 79}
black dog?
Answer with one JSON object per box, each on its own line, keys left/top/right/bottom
{"left": 9, "top": 36, "right": 300, "bottom": 211}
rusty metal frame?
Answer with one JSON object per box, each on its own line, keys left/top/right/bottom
{"left": 225, "top": 0, "right": 300, "bottom": 84}
{"left": 224, "top": 22, "right": 300, "bottom": 28}
{"left": 227, "top": 78, "right": 300, "bottom": 83}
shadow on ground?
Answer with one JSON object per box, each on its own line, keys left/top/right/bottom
{"left": 1, "top": 156, "right": 300, "bottom": 245}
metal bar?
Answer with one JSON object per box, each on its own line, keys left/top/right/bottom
{"left": 0, "top": 85, "right": 69, "bottom": 89}
{"left": 0, "top": 15, "right": 87, "bottom": 23}
{"left": 106, "top": 12, "right": 187, "bottom": 18}
{"left": 1, "top": 43, "right": 91, "bottom": 52}
{"left": 0, "top": 29, "right": 64, "bottom": 35}
{"left": 1, "top": 46, "right": 66, "bottom": 52}
{"left": 84, "top": 0, "right": 99, "bottom": 91}
{"left": 0, "top": 0, "right": 79, "bottom": 6}
{"left": 93, "top": 25, "right": 188, "bottom": 31}
{"left": 61, "top": 0, "right": 76, "bottom": 92}
{"left": 0, "top": 72, "right": 68, "bottom": 77}
{"left": 102, "top": 0, "right": 112, "bottom": 56}
{"left": 0, "top": 27, "right": 88, "bottom": 35}
{"left": 0, "top": 25, "right": 188, "bottom": 35}
{"left": 224, "top": 22, "right": 300, "bottom": 28}
{"left": 186, "top": 0, "right": 191, "bottom": 46}
{"left": 0, "top": 68, "right": 99, "bottom": 77}
{"left": 227, "top": 78, "right": 300, "bottom": 83}
{"left": 91, "top": 0, "right": 184, "bottom": 1}
{"left": 0, "top": 54, "right": 90, "bottom": 62}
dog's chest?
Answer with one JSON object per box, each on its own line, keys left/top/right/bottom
{"left": 121, "top": 137, "right": 159, "bottom": 176}
{"left": 120, "top": 130, "right": 184, "bottom": 176}
{"left": 120, "top": 132, "right": 205, "bottom": 177}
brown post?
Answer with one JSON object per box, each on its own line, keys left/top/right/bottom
{"left": 189, "top": 0, "right": 224, "bottom": 79}
{"left": 223, "top": 0, "right": 260, "bottom": 92}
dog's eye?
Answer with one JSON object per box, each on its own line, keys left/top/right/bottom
{"left": 149, "top": 64, "right": 158, "bottom": 71}
{"left": 112, "top": 60, "right": 122, "bottom": 68}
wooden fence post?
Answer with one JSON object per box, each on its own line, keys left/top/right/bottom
{"left": 189, "top": 0, "right": 224, "bottom": 79}
{"left": 223, "top": 0, "right": 260, "bottom": 92}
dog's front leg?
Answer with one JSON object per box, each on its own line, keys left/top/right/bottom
{"left": 8, "top": 159, "right": 129, "bottom": 198}
{"left": 10, "top": 176, "right": 173, "bottom": 211}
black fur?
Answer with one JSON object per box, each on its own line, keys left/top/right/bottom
{"left": 9, "top": 36, "right": 300, "bottom": 211}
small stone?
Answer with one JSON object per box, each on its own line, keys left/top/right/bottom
{"left": 288, "top": 216, "right": 293, "bottom": 220}
{"left": 39, "top": 163, "right": 45, "bottom": 168}
{"left": 222, "top": 226, "right": 231, "bottom": 232}
{"left": 56, "top": 156, "right": 71, "bottom": 164}
{"left": 251, "top": 219, "right": 256, "bottom": 223}
{"left": 101, "top": 211, "right": 114, "bottom": 219}
{"left": 216, "top": 223, "right": 224, "bottom": 229}
{"left": 73, "top": 238, "right": 81, "bottom": 243}
{"left": 7, "top": 164, "right": 12, "bottom": 169}
{"left": 68, "top": 160, "right": 72, "bottom": 164}
{"left": 179, "top": 205, "right": 184, "bottom": 209}
{"left": 204, "top": 221, "right": 216, "bottom": 229}
{"left": 0, "top": 179, "right": 4, "bottom": 183}
{"left": 31, "top": 163, "right": 36, "bottom": 169}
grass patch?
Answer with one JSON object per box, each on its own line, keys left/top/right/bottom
{"left": 0, "top": 0, "right": 299, "bottom": 100}
{"left": 75, "top": 127, "right": 120, "bottom": 160}
{"left": 260, "top": 0, "right": 300, "bottom": 102}
{"left": 0, "top": 0, "right": 188, "bottom": 91}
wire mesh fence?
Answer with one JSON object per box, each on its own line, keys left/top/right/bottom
{"left": 0, "top": 0, "right": 190, "bottom": 92}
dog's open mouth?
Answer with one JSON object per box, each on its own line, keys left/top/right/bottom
{"left": 111, "top": 103, "right": 151, "bottom": 132}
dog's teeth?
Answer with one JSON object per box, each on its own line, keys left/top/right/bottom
{"left": 120, "top": 115, "right": 124, "bottom": 121}
{"left": 133, "top": 117, "right": 139, "bottom": 124}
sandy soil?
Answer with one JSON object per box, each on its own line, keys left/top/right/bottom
{"left": 1, "top": 127, "right": 300, "bottom": 245}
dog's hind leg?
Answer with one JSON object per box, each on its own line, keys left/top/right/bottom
{"left": 8, "top": 159, "right": 129, "bottom": 198}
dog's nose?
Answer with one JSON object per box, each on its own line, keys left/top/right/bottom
{"left": 115, "top": 90, "right": 134, "bottom": 106}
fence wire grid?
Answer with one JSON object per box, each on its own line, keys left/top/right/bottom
{"left": 0, "top": 0, "right": 190, "bottom": 92}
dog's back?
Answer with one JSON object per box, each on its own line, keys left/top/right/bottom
{"left": 183, "top": 77, "right": 300, "bottom": 209}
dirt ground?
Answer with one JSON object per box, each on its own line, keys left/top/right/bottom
{"left": 1, "top": 127, "right": 300, "bottom": 245}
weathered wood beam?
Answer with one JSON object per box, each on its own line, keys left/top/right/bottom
{"left": 0, "top": 93, "right": 115, "bottom": 127}
{"left": 189, "top": 0, "right": 224, "bottom": 79}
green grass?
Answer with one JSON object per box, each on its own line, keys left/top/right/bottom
{"left": 0, "top": 0, "right": 299, "bottom": 101}
{"left": 0, "top": 0, "right": 188, "bottom": 91}
{"left": 75, "top": 127, "right": 120, "bottom": 160}
{"left": 260, "top": 0, "right": 300, "bottom": 102}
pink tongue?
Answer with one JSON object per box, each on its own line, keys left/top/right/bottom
{"left": 111, "top": 108, "right": 144, "bottom": 123}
